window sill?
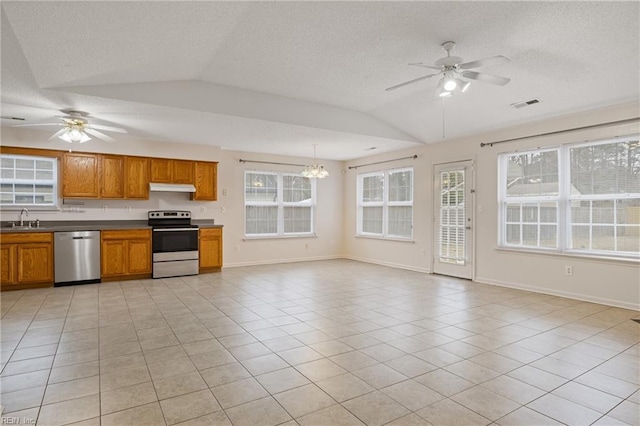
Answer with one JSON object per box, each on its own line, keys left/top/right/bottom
{"left": 355, "top": 235, "right": 415, "bottom": 243}
{"left": 0, "top": 206, "right": 61, "bottom": 212}
{"left": 495, "top": 246, "right": 639, "bottom": 265}
{"left": 243, "top": 234, "right": 317, "bottom": 241}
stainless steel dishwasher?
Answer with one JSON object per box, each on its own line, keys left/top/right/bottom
{"left": 54, "top": 231, "right": 101, "bottom": 286}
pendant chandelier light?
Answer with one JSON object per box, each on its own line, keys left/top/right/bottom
{"left": 301, "top": 145, "right": 329, "bottom": 179}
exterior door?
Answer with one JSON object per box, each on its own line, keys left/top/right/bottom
{"left": 433, "top": 161, "right": 474, "bottom": 279}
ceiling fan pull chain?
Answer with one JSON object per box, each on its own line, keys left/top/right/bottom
{"left": 442, "top": 97, "right": 446, "bottom": 139}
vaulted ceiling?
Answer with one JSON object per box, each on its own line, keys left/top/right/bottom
{"left": 2, "top": 1, "right": 638, "bottom": 160}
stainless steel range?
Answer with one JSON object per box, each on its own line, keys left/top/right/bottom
{"left": 148, "top": 210, "right": 199, "bottom": 279}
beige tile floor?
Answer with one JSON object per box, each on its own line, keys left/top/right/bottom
{"left": 0, "top": 259, "right": 638, "bottom": 426}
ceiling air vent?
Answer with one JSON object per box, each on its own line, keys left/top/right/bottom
{"left": 511, "top": 98, "right": 541, "bottom": 109}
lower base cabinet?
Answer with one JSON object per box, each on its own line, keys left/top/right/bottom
{"left": 199, "top": 228, "right": 223, "bottom": 271}
{"left": 101, "top": 229, "right": 151, "bottom": 279}
{"left": 1, "top": 233, "right": 53, "bottom": 290}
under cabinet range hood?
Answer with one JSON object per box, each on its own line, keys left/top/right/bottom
{"left": 149, "top": 183, "right": 196, "bottom": 193}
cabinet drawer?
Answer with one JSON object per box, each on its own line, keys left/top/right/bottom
{"left": 101, "top": 229, "right": 151, "bottom": 240}
{"left": 199, "top": 228, "right": 222, "bottom": 239}
{"left": 1, "top": 232, "right": 53, "bottom": 244}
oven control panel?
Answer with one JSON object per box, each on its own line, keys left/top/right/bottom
{"left": 148, "top": 210, "right": 191, "bottom": 219}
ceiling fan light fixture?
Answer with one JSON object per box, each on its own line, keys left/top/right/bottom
{"left": 443, "top": 72, "right": 457, "bottom": 91}
{"left": 59, "top": 125, "right": 91, "bottom": 143}
{"left": 301, "top": 145, "right": 329, "bottom": 179}
{"left": 456, "top": 78, "right": 471, "bottom": 92}
{"left": 435, "top": 79, "right": 451, "bottom": 98}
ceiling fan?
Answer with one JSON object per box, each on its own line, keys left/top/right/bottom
{"left": 14, "top": 109, "right": 127, "bottom": 143}
{"left": 386, "top": 41, "right": 511, "bottom": 97}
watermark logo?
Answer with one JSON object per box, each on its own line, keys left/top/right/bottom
{"left": 1, "top": 417, "right": 36, "bottom": 425}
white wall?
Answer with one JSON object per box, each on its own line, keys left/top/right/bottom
{"left": 0, "top": 127, "right": 345, "bottom": 267}
{"left": 344, "top": 103, "right": 640, "bottom": 310}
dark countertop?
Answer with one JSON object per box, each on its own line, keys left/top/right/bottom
{"left": 0, "top": 219, "right": 222, "bottom": 233}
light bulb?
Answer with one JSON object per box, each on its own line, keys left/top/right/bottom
{"left": 443, "top": 73, "right": 457, "bottom": 91}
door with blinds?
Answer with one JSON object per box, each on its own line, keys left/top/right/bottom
{"left": 433, "top": 161, "right": 474, "bottom": 279}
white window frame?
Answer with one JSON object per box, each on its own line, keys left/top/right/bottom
{"left": 244, "top": 171, "right": 316, "bottom": 238}
{"left": 498, "top": 136, "right": 640, "bottom": 259}
{"left": 0, "top": 154, "right": 59, "bottom": 210}
{"left": 357, "top": 167, "right": 414, "bottom": 240}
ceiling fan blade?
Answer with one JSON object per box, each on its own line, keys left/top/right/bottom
{"left": 461, "top": 71, "right": 511, "bottom": 86}
{"left": 459, "top": 55, "right": 510, "bottom": 70}
{"left": 48, "top": 128, "right": 67, "bottom": 140}
{"left": 13, "top": 123, "right": 63, "bottom": 128}
{"left": 408, "top": 62, "right": 441, "bottom": 71}
{"left": 85, "top": 128, "right": 116, "bottom": 142}
{"left": 385, "top": 73, "right": 438, "bottom": 91}
{"left": 87, "top": 124, "right": 127, "bottom": 133}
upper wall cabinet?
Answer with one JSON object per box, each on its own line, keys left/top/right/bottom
{"left": 125, "top": 157, "right": 149, "bottom": 199}
{"left": 192, "top": 161, "right": 218, "bottom": 201}
{"left": 14, "top": 147, "right": 215, "bottom": 202}
{"left": 150, "top": 158, "right": 172, "bottom": 183}
{"left": 100, "top": 155, "right": 125, "bottom": 198}
{"left": 62, "top": 152, "right": 100, "bottom": 198}
{"left": 150, "top": 158, "right": 195, "bottom": 184}
{"left": 173, "top": 160, "right": 195, "bottom": 184}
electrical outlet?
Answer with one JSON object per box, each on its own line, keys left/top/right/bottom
{"left": 200, "top": 207, "right": 206, "bottom": 213}
{"left": 222, "top": 188, "right": 228, "bottom": 196}
{"left": 478, "top": 204, "right": 483, "bottom": 213}
{"left": 420, "top": 249, "right": 426, "bottom": 256}
{"left": 102, "top": 206, "right": 108, "bottom": 212}
{"left": 126, "top": 206, "right": 132, "bottom": 212}
{"left": 305, "top": 243, "right": 309, "bottom": 249}
{"left": 221, "top": 207, "right": 226, "bottom": 214}
{"left": 565, "top": 265, "right": 573, "bottom": 276}
{"left": 235, "top": 245, "right": 240, "bottom": 253}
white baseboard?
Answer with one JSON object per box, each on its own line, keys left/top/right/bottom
{"left": 343, "top": 255, "right": 431, "bottom": 274}
{"left": 475, "top": 276, "right": 640, "bottom": 311}
{"left": 223, "top": 255, "right": 342, "bottom": 269}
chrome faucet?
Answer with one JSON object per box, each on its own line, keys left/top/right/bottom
{"left": 19, "top": 208, "right": 29, "bottom": 226}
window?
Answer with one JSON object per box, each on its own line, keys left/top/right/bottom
{"left": 0, "top": 154, "right": 58, "bottom": 209}
{"left": 357, "top": 168, "right": 413, "bottom": 239}
{"left": 499, "top": 136, "right": 640, "bottom": 258}
{"left": 244, "top": 171, "right": 315, "bottom": 237}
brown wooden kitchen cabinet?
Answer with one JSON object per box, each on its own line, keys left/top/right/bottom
{"left": 101, "top": 229, "right": 152, "bottom": 280}
{"left": 62, "top": 152, "right": 100, "bottom": 198}
{"left": 150, "top": 158, "right": 195, "bottom": 184}
{"left": 0, "top": 244, "right": 16, "bottom": 285}
{"left": 192, "top": 161, "right": 218, "bottom": 201}
{"left": 172, "top": 160, "right": 194, "bottom": 184}
{"left": 199, "top": 228, "right": 222, "bottom": 272}
{"left": 125, "top": 156, "right": 150, "bottom": 199}
{"left": 1, "top": 233, "right": 53, "bottom": 290}
{"left": 100, "top": 155, "right": 125, "bottom": 198}
{"left": 150, "top": 158, "right": 172, "bottom": 183}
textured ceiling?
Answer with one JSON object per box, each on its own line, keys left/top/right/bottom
{"left": 1, "top": 1, "right": 638, "bottom": 160}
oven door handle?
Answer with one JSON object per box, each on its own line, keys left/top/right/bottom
{"left": 152, "top": 228, "right": 198, "bottom": 232}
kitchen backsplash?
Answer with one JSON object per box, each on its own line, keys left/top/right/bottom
{"left": 1, "top": 192, "right": 219, "bottom": 222}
